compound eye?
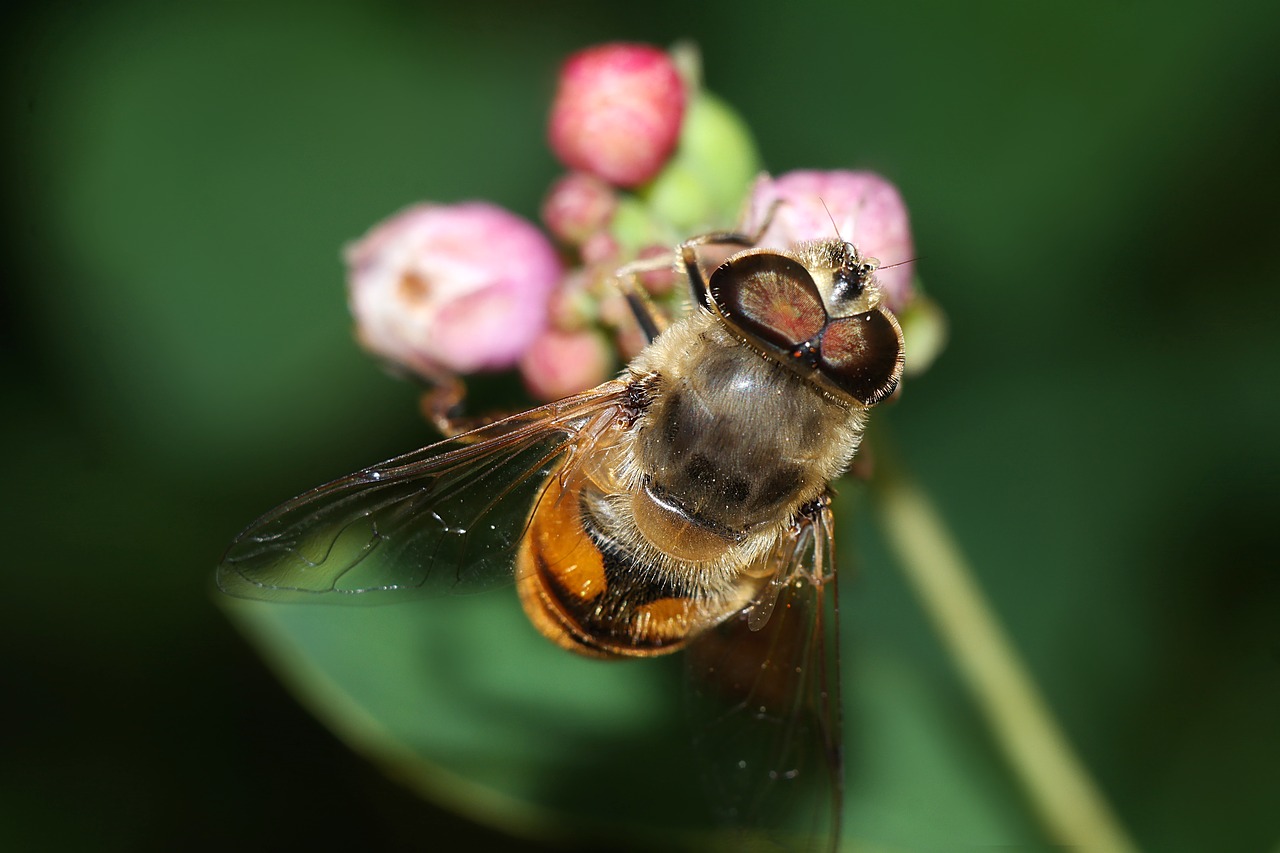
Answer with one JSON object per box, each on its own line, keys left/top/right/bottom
{"left": 818, "top": 309, "right": 905, "bottom": 405}
{"left": 709, "top": 253, "right": 826, "bottom": 352}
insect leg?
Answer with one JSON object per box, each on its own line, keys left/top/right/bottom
{"left": 678, "top": 200, "right": 781, "bottom": 308}
{"left": 623, "top": 286, "right": 662, "bottom": 344}
{"left": 421, "top": 375, "right": 480, "bottom": 438}
{"left": 610, "top": 256, "right": 671, "bottom": 345}
{"left": 419, "top": 374, "right": 520, "bottom": 441}
{"left": 795, "top": 491, "right": 836, "bottom": 585}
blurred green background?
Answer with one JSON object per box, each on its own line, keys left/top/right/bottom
{"left": 3, "top": 1, "right": 1277, "bottom": 851}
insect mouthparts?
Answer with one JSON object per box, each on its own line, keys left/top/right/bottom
{"left": 831, "top": 267, "right": 866, "bottom": 302}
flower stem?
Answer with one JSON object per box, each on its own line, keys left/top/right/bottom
{"left": 871, "top": 448, "right": 1140, "bottom": 853}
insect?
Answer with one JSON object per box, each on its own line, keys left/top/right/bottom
{"left": 218, "top": 223, "right": 905, "bottom": 850}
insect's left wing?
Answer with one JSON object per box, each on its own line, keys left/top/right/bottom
{"left": 685, "top": 496, "right": 843, "bottom": 852}
{"left": 217, "top": 381, "right": 630, "bottom": 602}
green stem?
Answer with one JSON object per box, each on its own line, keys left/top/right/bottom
{"left": 872, "top": 450, "right": 1140, "bottom": 853}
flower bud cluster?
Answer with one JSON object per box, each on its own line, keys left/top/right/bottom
{"left": 343, "top": 41, "right": 936, "bottom": 412}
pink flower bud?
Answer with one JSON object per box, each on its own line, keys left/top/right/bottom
{"left": 548, "top": 43, "right": 686, "bottom": 188}
{"left": 519, "top": 328, "right": 614, "bottom": 401}
{"left": 547, "top": 269, "right": 597, "bottom": 332}
{"left": 748, "top": 170, "right": 916, "bottom": 312}
{"left": 541, "top": 172, "right": 618, "bottom": 245}
{"left": 579, "top": 231, "right": 620, "bottom": 267}
{"left": 345, "top": 202, "right": 562, "bottom": 376}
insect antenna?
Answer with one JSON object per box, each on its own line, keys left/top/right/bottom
{"left": 819, "top": 198, "right": 844, "bottom": 243}
{"left": 875, "top": 257, "right": 921, "bottom": 272}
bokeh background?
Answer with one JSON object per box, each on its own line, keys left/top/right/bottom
{"left": 3, "top": 1, "right": 1277, "bottom": 851}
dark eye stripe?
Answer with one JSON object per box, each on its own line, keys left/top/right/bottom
{"left": 818, "top": 310, "right": 904, "bottom": 405}
{"left": 709, "top": 253, "right": 826, "bottom": 351}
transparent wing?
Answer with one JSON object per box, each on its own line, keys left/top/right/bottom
{"left": 686, "top": 496, "right": 843, "bottom": 852}
{"left": 217, "top": 381, "right": 630, "bottom": 602}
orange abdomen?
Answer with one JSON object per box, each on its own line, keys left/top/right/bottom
{"left": 516, "top": 471, "right": 709, "bottom": 659}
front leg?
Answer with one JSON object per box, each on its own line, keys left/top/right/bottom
{"left": 678, "top": 200, "right": 780, "bottom": 308}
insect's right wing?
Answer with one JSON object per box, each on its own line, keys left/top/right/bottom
{"left": 217, "top": 381, "right": 630, "bottom": 602}
{"left": 685, "top": 496, "right": 843, "bottom": 852}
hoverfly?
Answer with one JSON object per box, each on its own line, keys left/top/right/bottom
{"left": 218, "top": 222, "right": 905, "bottom": 851}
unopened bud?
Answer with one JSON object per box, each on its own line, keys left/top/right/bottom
{"left": 548, "top": 43, "right": 686, "bottom": 188}
{"left": 520, "top": 328, "right": 614, "bottom": 401}
{"left": 542, "top": 172, "right": 618, "bottom": 246}
{"left": 345, "top": 202, "right": 561, "bottom": 376}
{"left": 580, "top": 231, "right": 620, "bottom": 266}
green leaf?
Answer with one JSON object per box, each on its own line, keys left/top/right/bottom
{"left": 220, "top": 518, "right": 1044, "bottom": 851}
